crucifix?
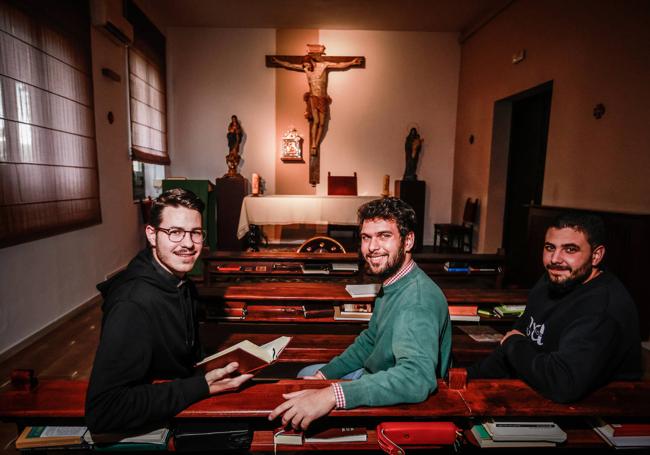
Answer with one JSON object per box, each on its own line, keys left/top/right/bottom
{"left": 266, "top": 45, "right": 365, "bottom": 185}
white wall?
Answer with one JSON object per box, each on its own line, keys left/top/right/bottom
{"left": 167, "top": 29, "right": 459, "bottom": 244}
{"left": 166, "top": 28, "right": 277, "bottom": 190}
{"left": 0, "top": 28, "right": 142, "bottom": 355}
{"left": 317, "top": 30, "right": 459, "bottom": 243}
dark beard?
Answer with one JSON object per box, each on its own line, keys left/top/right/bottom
{"left": 363, "top": 242, "right": 406, "bottom": 281}
{"left": 547, "top": 262, "right": 593, "bottom": 297}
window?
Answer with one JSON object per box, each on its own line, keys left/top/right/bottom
{"left": 0, "top": 0, "right": 100, "bottom": 248}
{"left": 126, "top": 0, "right": 167, "bottom": 200}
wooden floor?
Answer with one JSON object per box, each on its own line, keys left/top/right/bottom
{"left": 1, "top": 299, "right": 649, "bottom": 453}
{"left": 0, "top": 303, "right": 101, "bottom": 453}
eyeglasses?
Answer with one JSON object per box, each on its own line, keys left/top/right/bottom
{"left": 156, "top": 227, "right": 206, "bottom": 244}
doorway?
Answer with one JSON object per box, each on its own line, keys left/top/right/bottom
{"left": 499, "top": 82, "right": 553, "bottom": 286}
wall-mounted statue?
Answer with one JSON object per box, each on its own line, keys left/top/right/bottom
{"left": 224, "top": 115, "right": 243, "bottom": 178}
{"left": 403, "top": 127, "right": 423, "bottom": 181}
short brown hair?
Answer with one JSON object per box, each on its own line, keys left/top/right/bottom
{"left": 358, "top": 197, "right": 416, "bottom": 238}
{"left": 148, "top": 188, "right": 204, "bottom": 228}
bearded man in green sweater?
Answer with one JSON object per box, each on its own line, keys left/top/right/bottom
{"left": 269, "top": 197, "right": 452, "bottom": 430}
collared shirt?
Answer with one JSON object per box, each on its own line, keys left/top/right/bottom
{"left": 383, "top": 258, "right": 415, "bottom": 287}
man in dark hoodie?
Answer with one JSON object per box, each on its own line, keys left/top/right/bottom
{"left": 467, "top": 212, "right": 641, "bottom": 403}
{"left": 86, "top": 189, "right": 251, "bottom": 433}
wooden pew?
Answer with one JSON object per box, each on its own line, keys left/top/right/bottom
{"left": 196, "top": 284, "right": 526, "bottom": 370}
{"left": 199, "top": 326, "right": 498, "bottom": 367}
{"left": 2, "top": 372, "right": 649, "bottom": 451}
{"left": 202, "top": 250, "right": 507, "bottom": 288}
{"left": 198, "top": 282, "right": 527, "bottom": 307}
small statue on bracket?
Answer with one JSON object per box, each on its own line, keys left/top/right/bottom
{"left": 403, "top": 127, "right": 423, "bottom": 181}
{"left": 224, "top": 115, "right": 243, "bottom": 178}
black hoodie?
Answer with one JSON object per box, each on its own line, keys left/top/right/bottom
{"left": 85, "top": 248, "right": 209, "bottom": 433}
{"left": 467, "top": 271, "right": 641, "bottom": 403}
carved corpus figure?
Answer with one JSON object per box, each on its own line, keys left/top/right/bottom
{"left": 267, "top": 46, "right": 364, "bottom": 185}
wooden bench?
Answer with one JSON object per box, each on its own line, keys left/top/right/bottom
{"left": 2, "top": 371, "right": 649, "bottom": 452}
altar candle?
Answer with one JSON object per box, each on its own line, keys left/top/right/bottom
{"left": 382, "top": 175, "right": 390, "bottom": 197}
{"left": 252, "top": 173, "right": 260, "bottom": 195}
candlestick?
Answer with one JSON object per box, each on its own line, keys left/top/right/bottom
{"left": 382, "top": 174, "right": 390, "bottom": 197}
{"left": 252, "top": 173, "right": 260, "bottom": 196}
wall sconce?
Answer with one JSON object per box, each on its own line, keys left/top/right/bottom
{"left": 593, "top": 103, "right": 606, "bottom": 119}
{"left": 512, "top": 49, "right": 526, "bottom": 64}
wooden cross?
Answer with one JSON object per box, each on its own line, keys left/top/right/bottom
{"left": 266, "top": 46, "right": 365, "bottom": 185}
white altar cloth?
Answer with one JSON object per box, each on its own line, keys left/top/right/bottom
{"left": 236, "top": 195, "right": 379, "bottom": 239}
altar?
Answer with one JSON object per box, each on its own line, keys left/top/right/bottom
{"left": 236, "top": 195, "right": 379, "bottom": 239}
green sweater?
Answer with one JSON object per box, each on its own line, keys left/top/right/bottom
{"left": 320, "top": 264, "right": 452, "bottom": 409}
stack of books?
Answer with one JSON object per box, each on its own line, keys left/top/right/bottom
{"left": 449, "top": 305, "right": 480, "bottom": 322}
{"left": 334, "top": 303, "right": 373, "bottom": 321}
{"left": 494, "top": 304, "right": 526, "bottom": 318}
{"left": 331, "top": 262, "right": 360, "bottom": 272}
{"left": 592, "top": 419, "right": 650, "bottom": 448}
{"left": 470, "top": 419, "right": 566, "bottom": 448}
{"left": 345, "top": 283, "right": 381, "bottom": 298}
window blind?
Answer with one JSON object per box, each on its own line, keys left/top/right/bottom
{"left": 127, "top": 1, "right": 168, "bottom": 165}
{"left": 0, "top": 0, "right": 100, "bottom": 248}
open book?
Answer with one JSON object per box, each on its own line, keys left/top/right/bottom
{"left": 195, "top": 336, "right": 291, "bottom": 374}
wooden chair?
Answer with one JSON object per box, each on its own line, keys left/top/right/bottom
{"left": 433, "top": 198, "right": 479, "bottom": 253}
{"left": 327, "top": 172, "right": 359, "bottom": 242}
{"left": 297, "top": 236, "right": 346, "bottom": 253}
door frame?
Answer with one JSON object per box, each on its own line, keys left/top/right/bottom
{"left": 483, "top": 81, "right": 553, "bottom": 254}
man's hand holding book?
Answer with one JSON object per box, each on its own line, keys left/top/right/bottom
{"left": 204, "top": 362, "right": 253, "bottom": 395}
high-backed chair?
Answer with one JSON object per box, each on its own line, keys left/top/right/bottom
{"left": 433, "top": 198, "right": 479, "bottom": 253}
{"left": 327, "top": 171, "right": 357, "bottom": 195}
{"left": 326, "top": 172, "right": 359, "bottom": 242}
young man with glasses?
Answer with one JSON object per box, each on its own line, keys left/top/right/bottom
{"left": 86, "top": 189, "right": 251, "bottom": 432}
